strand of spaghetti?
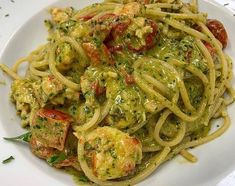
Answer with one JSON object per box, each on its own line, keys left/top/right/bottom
{"left": 12, "top": 57, "right": 28, "bottom": 73}
{"left": 145, "top": 3, "right": 183, "bottom": 10}
{"left": 74, "top": 106, "right": 100, "bottom": 132}
{"left": 165, "top": 114, "right": 230, "bottom": 162}
{"left": 145, "top": 9, "right": 206, "bottom": 22}
{"left": 31, "top": 60, "right": 48, "bottom": 68}
{"left": 154, "top": 110, "right": 186, "bottom": 147}
{"left": 141, "top": 136, "right": 154, "bottom": 144}
{"left": 225, "top": 54, "right": 233, "bottom": 81}
{"left": 30, "top": 44, "right": 47, "bottom": 56}
{"left": 162, "top": 23, "right": 169, "bottom": 35}
{"left": 29, "top": 64, "right": 50, "bottom": 77}
{"left": 134, "top": 71, "right": 200, "bottom": 122}
{"left": 0, "top": 80, "right": 6, "bottom": 85}
{"left": 224, "top": 85, "right": 235, "bottom": 105}
{"left": 158, "top": 59, "right": 195, "bottom": 111}
{"left": 136, "top": 58, "right": 195, "bottom": 111}
{"left": 224, "top": 56, "right": 234, "bottom": 105}
{"left": 142, "top": 74, "right": 171, "bottom": 98}
{"left": 215, "top": 64, "right": 222, "bottom": 70}
{"left": 210, "top": 98, "right": 223, "bottom": 118}
{"left": 97, "top": 99, "right": 112, "bottom": 123}
{"left": 87, "top": 10, "right": 115, "bottom": 22}
{"left": 163, "top": 0, "right": 176, "bottom": 3}
{"left": 160, "top": 18, "right": 209, "bottom": 42}
{"left": 146, "top": 117, "right": 158, "bottom": 140}
{"left": 126, "top": 120, "right": 147, "bottom": 134}
{"left": 166, "top": 30, "right": 183, "bottom": 39}
{"left": 27, "top": 44, "right": 48, "bottom": 62}
{"left": 197, "top": 22, "right": 228, "bottom": 101}
{"left": 180, "top": 149, "right": 198, "bottom": 163}
{"left": 213, "top": 103, "right": 225, "bottom": 118}
{"left": 169, "top": 59, "right": 209, "bottom": 85}
{"left": 195, "top": 39, "right": 215, "bottom": 104}
{"left": 172, "top": 88, "right": 180, "bottom": 104}
{"left": 190, "top": 0, "right": 198, "bottom": 13}
{"left": 142, "top": 145, "right": 162, "bottom": 152}
{"left": 77, "top": 134, "right": 171, "bottom": 186}
{"left": 175, "top": 0, "right": 183, "bottom": 4}
{"left": 0, "top": 64, "right": 21, "bottom": 80}
{"left": 74, "top": 3, "right": 119, "bottom": 19}
{"left": 49, "top": 43, "right": 80, "bottom": 90}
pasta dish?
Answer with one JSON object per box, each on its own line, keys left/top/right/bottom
{"left": 0, "top": 0, "right": 234, "bottom": 185}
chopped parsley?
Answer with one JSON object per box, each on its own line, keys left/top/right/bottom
{"left": 47, "top": 153, "right": 67, "bottom": 166}
{"left": 2, "top": 156, "right": 14, "bottom": 164}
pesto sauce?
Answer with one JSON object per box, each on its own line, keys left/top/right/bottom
{"left": 64, "top": 168, "right": 93, "bottom": 186}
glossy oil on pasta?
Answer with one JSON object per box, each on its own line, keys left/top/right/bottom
{"left": 0, "top": 0, "right": 234, "bottom": 185}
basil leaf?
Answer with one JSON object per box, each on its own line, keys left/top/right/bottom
{"left": 3, "top": 132, "right": 31, "bottom": 143}
{"left": 47, "top": 153, "right": 67, "bottom": 166}
{"left": 2, "top": 156, "right": 14, "bottom": 164}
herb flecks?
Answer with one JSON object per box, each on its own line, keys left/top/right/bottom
{"left": 5, "top": 14, "right": 9, "bottom": 17}
{"left": 2, "top": 156, "right": 14, "bottom": 164}
{"left": 224, "top": 3, "right": 229, "bottom": 6}
{"left": 78, "top": 175, "right": 89, "bottom": 183}
{"left": 47, "top": 153, "right": 67, "bottom": 166}
{"left": 3, "top": 132, "right": 31, "bottom": 143}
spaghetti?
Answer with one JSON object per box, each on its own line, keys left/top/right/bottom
{"left": 1, "top": 0, "right": 234, "bottom": 185}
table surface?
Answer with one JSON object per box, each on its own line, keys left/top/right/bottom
{"left": 0, "top": 0, "right": 235, "bottom": 186}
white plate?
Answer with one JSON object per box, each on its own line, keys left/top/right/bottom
{"left": 0, "top": 0, "right": 235, "bottom": 186}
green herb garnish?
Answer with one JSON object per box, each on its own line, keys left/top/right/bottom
{"left": 2, "top": 156, "right": 14, "bottom": 164}
{"left": 3, "top": 132, "right": 31, "bottom": 143}
{"left": 47, "top": 153, "right": 67, "bottom": 166}
{"left": 78, "top": 175, "right": 89, "bottom": 183}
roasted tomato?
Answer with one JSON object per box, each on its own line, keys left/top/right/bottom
{"left": 206, "top": 19, "right": 228, "bottom": 48}
{"left": 203, "top": 41, "right": 216, "bottom": 58}
{"left": 104, "top": 19, "right": 131, "bottom": 53}
{"left": 97, "top": 13, "right": 117, "bottom": 23}
{"left": 121, "top": 68, "right": 135, "bottom": 85}
{"left": 82, "top": 42, "right": 114, "bottom": 65}
{"left": 84, "top": 127, "right": 142, "bottom": 180}
{"left": 106, "top": 17, "right": 158, "bottom": 53}
{"left": 91, "top": 80, "right": 106, "bottom": 96}
{"left": 31, "top": 108, "right": 72, "bottom": 151}
{"left": 79, "top": 15, "right": 94, "bottom": 21}
{"left": 30, "top": 136, "right": 56, "bottom": 159}
{"left": 30, "top": 136, "right": 79, "bottom": 170}
{"left": 110, "top": 20, "right": 131, "bottom": 40}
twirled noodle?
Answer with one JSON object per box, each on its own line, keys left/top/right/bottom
{"left": 154, "top": 109, "right": 186, "bottom": 147}
{"left": 1, "top": 0, "right": 234, "bottom": 185}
